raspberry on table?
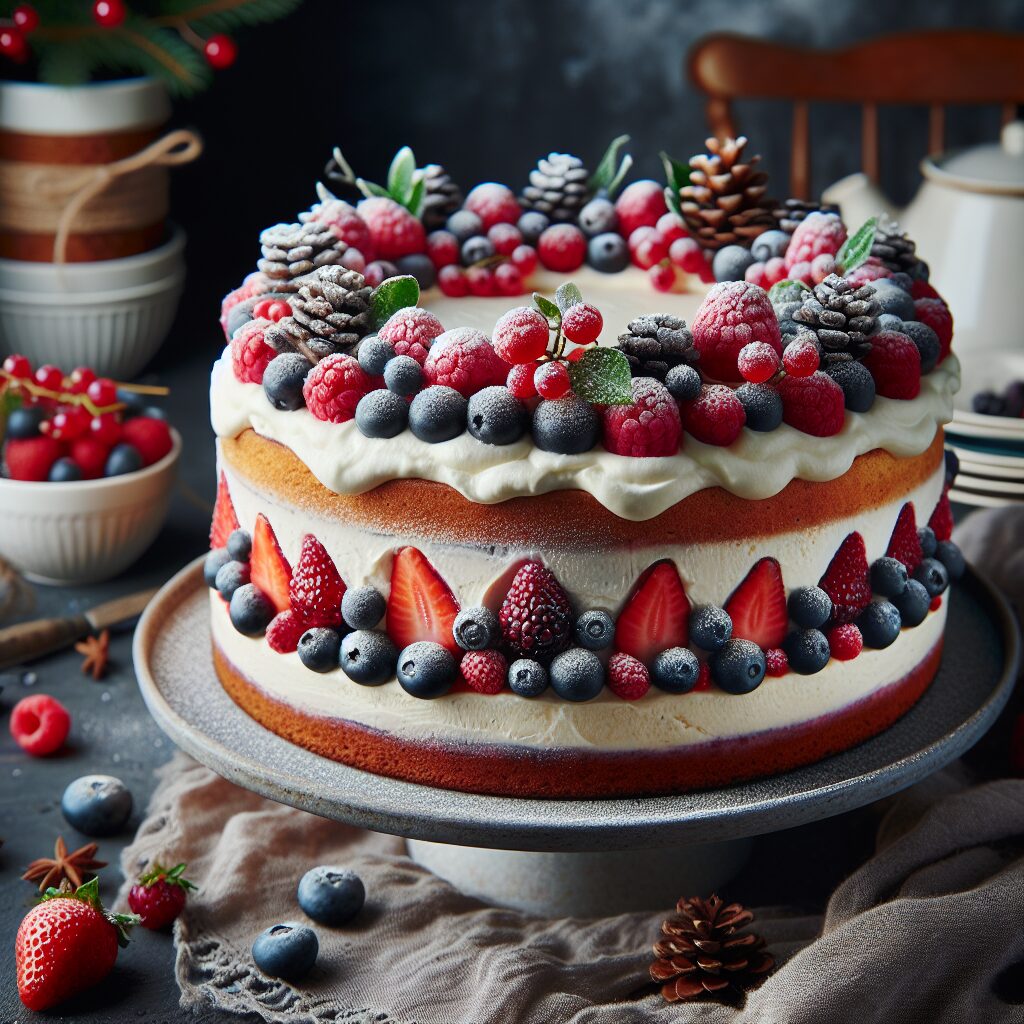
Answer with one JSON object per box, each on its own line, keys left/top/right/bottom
{"left": 629, "top": 226, "right": 668, "bottom": 270}
{"left": 680, "top": 383, "right": 746, "bottom": 447}
{"left": 423, "top": 327, "right": 509, "bottom": 397}
{"left": 493, "top": 262, "right": 524, "bottom": 296}
{"left": 765, "top": 647, "right": 789, "bottom": 677}
{"left": 607, "top": 652, "right": 651, "bottom": 700}
{"left": 862, "top": 331, "right": 921, "bottom": 400}
{"left": 463, "top": 183, "right": 522, "bottom": 230}
{"left": 493, "top": 306, "right": 550, "bottom": 365}
{"left": 230, "top": 318, "right": 275, "bottom": 384}
{"left": 438, "top": 265, "right": 468, "bottom": 297}
{"left": 690, "top": 280, "right": 782, "bottom": 381}
{"left": 302, "top": 353, "right": 373, "bottom": 423}
{"left": 487, "top": 223, "right": 523, "bottom": 256}
{"left": 784, "top": 212, "right": 847, "bottom": 271}
{"left": 460, "top": 650, "right": 508, "bottom": 694}
{"left": 777, "top": 371, "right": 846, "bottom": 436}
{"left": 603, "top": 377, "right": 682, "bottom": 456}
{"left": 536, "top": 224, "right": 586, "bottom": 272}
{"left": 9, "top": 694, "right": 70, "bottom": 756}
{"left": 466, "top": 265, "right": 495, "bottom": 296}
{"left": 426, "top": 230, "right": 460, "bottom": 269}
{"left": 378, "top": 307, "right": 445, "bottom": 366}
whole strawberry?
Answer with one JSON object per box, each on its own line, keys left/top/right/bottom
{"left": 128, "top": 862, "right": 197, "bottom": 931}
{"left": 16, "top": 878, "right": 138, "bottom": 1011}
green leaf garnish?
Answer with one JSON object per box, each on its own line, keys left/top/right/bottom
{"left": 568, "top": 348, "right": 633, "bottom": 405}
{"left": 387, "top": 146, "right": 417, "bottom": 205}
{"left": 41, "top": 877, "right": 139, "bottom": 946}
{"left": 356, "top": 178, "right": 391, "bottom": 200}
{"left": 768, "top": 279, "right": 812, "bottom": 305}
{"left": 372, "top": 275, "right": 421, "bottom": 328}
{"left": 589, "top": 135, "right": 633, "bottom": 199}
{"left": 533, "top": 293, "right": 561, "bottom": 326}
{"left": 660, "top": 152, "right": 689, "bottom": 220}
{"left": 555, "top": 282, "right": 583, "bottom": 314}
{"left": 407, "top": 175, "right": 426, "bottom": 218}
{"left": 835, "top": 215, "right": 878, "bottom": 275}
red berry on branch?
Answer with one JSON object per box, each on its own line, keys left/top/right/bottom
{"left": 86, "top": 378, "right": 118, "bottom": 407}
{"left": 69, "top": 366, "right": 97, "bottom": 393}
{"left": 534, "top": 360, "right": 571, "bottom": 400}
{"left": 0, "top": 26, "right": 27, "bottom": 61}
{"left": 90, "top": 413, "right": 122, "bottom": 447}
{"left": 13, "top": 5, "right": 39, "bottom": 33}
{"left": 92, "top": 0, "right": 126, "bottom": 27}
{"left": 204, "top": 34, "right": 237, "bottom": 69}
{"left": 34, "top": 364, "right": 64, "bottom": 392}
{"left": 3, "top": 354, "right": 32, "bottom": 379}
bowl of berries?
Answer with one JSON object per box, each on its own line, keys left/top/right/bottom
{"left": 0, "top": 355, "right": 180, "bottom": 585}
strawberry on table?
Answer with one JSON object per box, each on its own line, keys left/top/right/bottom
{"left": 128, "top": 862, "right": 196, "bottom": 930}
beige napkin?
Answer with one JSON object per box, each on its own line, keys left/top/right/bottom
{"left": 119, "top": 753, "right": 1024, "bottom": 1024}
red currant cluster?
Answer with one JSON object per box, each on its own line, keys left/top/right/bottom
{"left": 630, "top": 215, "right": 717, "bottom": 293}
{"left": 428, "top": 224, "right": 538, "bottom": 299}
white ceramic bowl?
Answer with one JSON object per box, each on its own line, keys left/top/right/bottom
{"left": 0, "top": 432, "right": 180, "bottom": 585}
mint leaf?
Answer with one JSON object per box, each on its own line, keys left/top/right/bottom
{"left": 372, "top": 275, "right": 421, "bottom": 328}
{"left": 533, "top": 293, "right": 561, "bottom": 326}
{"left": 387, "top": 146, "right": 416, "bottom": 205}
{"left": 664, "top": 184, "right": 682, "bottom": 220}
{"left": 589, "top": 134, "right": 632, "bottom": 198}
{"left": 356, "top": 178, "right": 390, "bottom": 200}
{"left": 555, "top": 282, "right": 583, "bottom": 314}
{"left": 568, "top": 348, "right": 633, "bottom": 405}
{"left": 660, "top": 151, "right": 689, "bottom": 193}
{"left": 836, "top": 215, "right": 878, "bottom": 275}
{"left": 407, "top": 175, "right": 426, "bottom": 218}
{"left": 768, "top": 279, "right": 812, "bottom": 305}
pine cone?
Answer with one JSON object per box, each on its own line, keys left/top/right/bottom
{"left": 791, "top": 273, "right": 880, "bottom": 364}
{"left": 616, "top": 315, "right": 698, "bottom": 381}
{"left": 520, "top": 152, "right": 592, "bottom": 223}
{"left": 772, "top": 197, "right": 840, "bottom": 235}
{"left": 871, "top": 217, "right": 930, "bottom": 281}
{"left": 265, "top": 266, "right": 373, "bottom": 363}
{"left": 257, "top": 222, "right": 346, "bottom": 293}
{"left": 420, "top": 164, "right": 464, "bottom": 231}
{"left": 677, "top": 137, "right": 776, "bottom": 252}
{"left": 650, "top": 894, "right": 773, "bottom": 1003}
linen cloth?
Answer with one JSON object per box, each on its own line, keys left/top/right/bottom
{"left": 118, "top": 753, "right": 1024, "bottom": 1024}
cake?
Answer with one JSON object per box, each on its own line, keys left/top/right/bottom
{"left": 206, "top": 137, "right": 964, "bottom": 799}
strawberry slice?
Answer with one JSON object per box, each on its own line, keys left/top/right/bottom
{"left": 387, "top": 547, "right": 460, "bottom": 655}
{"left": 819, "top": 532, "right": 871, "bottom": 625}
{"left": 289, "top": 535, "right": 345, "bottom": 627}
{"left": 928, "top": 490, "right": 953, "bottom": 542}
{"left": 209, "top": 471, "right": 240, "bottom": 549}
{"left": 725, "top": 557, "right": 787, "bottom": 650}
{"left": 250, "top": 513, "right": 291, "bottom": 613}
{"left": 614, "top": 560, "right": 690, "bottom": 666}
{"left": 886, "top": 502, "right": 922, "bottom": 573}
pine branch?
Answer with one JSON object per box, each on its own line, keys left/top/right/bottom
{"left": 119, "top": 23, "right": 211, "bottom": 96}
{"left": 153, "top": 0, "right": 302, "bottom": 31}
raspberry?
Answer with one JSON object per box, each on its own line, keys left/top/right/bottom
{"left": 460, "top": 650, "right": 507, "bottom": 694}
{"left": 494, "top": 262, "right": 524, "bottom": 296}
{"left": 534, "top": 360, "right": 571, "bottom": 399}
{"left": 603, "top": 377, "right": 682, "bottom": 456}
{"left": 649, "top": 262, "right": 677, "bottom": 293}
{"left": 121, "top": 417, "right": 173, "bottom": 466}
{"left": 423, "top": 328, "right": 508, "bottom": 397}
{"left": 811, "top": 252, "right": 836, "bottom": 283}
{"left": 784, "top": 212, "right": 846, "bottom": 271}
{"left": 827, "top": 623, "right": 863, "bottom": 661}
{"left": 466, "top": 265, "right": 495, "bottom": 296}
{"left": 493, "top": 306, "right": 550, "bottom": 365}
{"left": 356, "top": 196, "right": 425, "bottom": 260}
{"left": 763, "top": 257, "right": 787, "bottom": 285}
{"left": 306, "top": 197, "right": 373, "bottom": 257}
{"left": 844, "top": 257, "right": 892, "bottom": 288}
{"left": 230, "top": 318, "right": 275, "bottom": 384}
{"left": 912, "top": 298, "right": 953, "bottom": 363}
{"left": 765, "top": 647, "right": 789, "bottom": 677}
{"left": 9, "top": 694, "right": 71, "bottom": 756}
{"left": 378, "top": 307, "right": 445, "bottom": 366}
{"left": 499, "top": 561, "right": 573, "bottom": 660}
{"left": 862, "top": 331, "right": 921, "bottom": 400}
{"left": 438, "top": 265, "right": 468, "bottom": 297}
{"left": 560, "top": 303, "right": 603, "bottom": 346}
{"left": 218, "top": 272, "right": 267, "bottom": 336}
{"left": 289, "top": 534, "right": 345, "bottom": 628}
{"left": 506, "top": 362, "right": 538, "bottom": 399}
{"left": 487, "top": 223, "right": 522, "bottom": 256}
{"left": 681, "top": 383, "right": 746, "bottom": 447}
{"left": 656, "top": 212, "right": 687, "bottom": 245}
{"left": 266, "top": 610, "right": 308, "bottom": 653}
{"left": 426, "top": 230, "right": 460, "bottom": 269}
{"left": 5, "top": 436, "right": 64, "bottom": 480}
{"left": 302, "top": 353, "right": 373, "bottom": 423}
{"left": 463, "top": 183, "right": 522, "bottom": 230}
{"left": 510, "top": 244, "right": 538, "bottom": 276}
{"left": 737, "top": 341, "right": 780, "bottom": 383}
{"left": 363, "top": 260, "right": 398, "bottom": 288}
{"left": 690, "top": 281, "right": 782, "bottom": 381}
{"left": 911, "top": 280, "right": 941, "bottom": 301}
{"left": 536, "top": 224, "right": 586, "bottom": 272}
{"left": 628, "top": 226, "right": 667, "bottom": 269}
{"left": 782, "top": 337, "right": 820, "bottom": 377}
{"left": 607, "top": 652, "right": 651, "bottom": 700}
{"left": 614, "top": 180, "right": 667, "bottom": 238}
{"left": 777, "top": 371, "right": 845, "bottom": 436}
{"left": 252, "top": 297, "right": 290, "bottom": 322}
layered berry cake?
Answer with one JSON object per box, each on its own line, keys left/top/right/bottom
{"left": 208, "top": 137, "right": 964, "bottom": 798}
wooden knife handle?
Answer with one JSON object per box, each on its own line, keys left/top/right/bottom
{"left": 0, "top": 615, "right": 91, "bottom": 671}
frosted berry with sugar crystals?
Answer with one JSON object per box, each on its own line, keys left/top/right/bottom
{"left": 493, "top": 262, "right": 524, "bottom": 296}
{"left": 614, "top": 180, "right": 667, "bottom": 237}
{"left": 356, "top": 196, "right": 425, "bottom": 260}
{"left": 602, "top": 377, "right": 682, "bottom": 457}
{"left": 782, "top": 337, "right": 820, "bottom": 378}
{"left": 378, "top": 307, "right": 445, "bottom": 366}
{"left": 628, "top": 226, "right": 668, "bottom": 270}
{"left": 737, "top": 342, "right": 781, "bottom": 384}
{"left": 302, "top": 353, "right": 373, "bottom": 423}
{"left": 680, "top": 383, "right": 746, "bottom": 447}
{"left": 425, "top": 230, "right": 460, "bottom": 269}
{"left": 424, "top": 328, "right": 508, "bottom": 397}
{"left": 537, "top": 224, "right": 586, "bottom": 273}
{"left": 560, "top": 303, "right": 603, "bottom": 346}
{"left": 463, "top": 183, "right": 522, "bottom": 230}
{"left": 862, "top": 331, "right": 921, "bottom": 400}
{"left": 777, "top": 371, "right": 846, "bottom": 436}
{"left": 784, "top": 212, "right": 846, "bottom": 272}
{"left": 690, "top": 281, "right": 782, "bottom": 381}
{"left": 649, "top": 262, "right": 677, "bottom": 293}
{"left": 493, "top": 307, "right": 550, "bottom": 365}
{"left": 534, "top": 360, "right": 571, "bottom": 400}
{"left": 487, "top": 223, "right": 523, "bottom": 256}
{"left": 438, "top": 265, "right": 468, "bottom": 297}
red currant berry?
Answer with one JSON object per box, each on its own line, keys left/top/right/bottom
{"left": 629, "top": 227, "right": 667, "bottom": 270}
{"left": 68, "top": 366, "right": 97, "bottom": 393}
{"left": 50, "top": 406, "right": 90, "bottom": 440}
{"left": 493, "top": 262, "right": 524, "bottom": 296}
{"left": 204, "top": 33, "right": 237, "bottom": 69}
{"left": 506, "top": 362, "right": 538, "bottom": 400}
{"left": 487, "top": 223, "right": 522, "bottom": 257}
{"left": 466, "top": 266, "right": 495, "bottom": 297}
{"left": 87, "top": 377, "right": 118, "bottom": 407}
{"left": 744, "top": 261, "right": 769, "bottom": 289}
{"left": 3, "top": 354, "right": 32, "bottom": 379}
{"left": 737, "top": 342, "right": 781, "bottom": 384}
{"left": 783, "top": 338, "right": 820, "bottom": 378}
{"left": 13, "top": 5, "right": 39, "bottom": 33}
{"left": 92, "top": 0, "right": 126, "bottom": 27}
{"left": 534, "top": 360, "right": 571, "bottom": 400}
{"left": 0, "top": 26, "right": 28, "bottom": 60}
{"left": 510, "top": 244, "right": 538, "bottom": 276}
{"left": 561, "top": 302, "right": 603, "bottom": 345}
{"left": 649, "top": 261, "right": 677, "bottom": 293}
{"left": 426, "top": 230, "right": 460, "bottom": 269}
{"left": 565, "top": 345, "right": 589, "bottom": 362}
{"left": 669, "top": 237, "right": 704, "bottom": 274}
{"left": 437, "top": 265, "right": 468, "bottom": 297}
{"left": 493, "top": 307, "right": 549, "bottom": 365}
{"left": 34, "top": 364, "right": 64, "bottom": 392}
{"left": 90, "top": 412, "right": 122, "bottom": 446}
{"left": 656, "top": 212, "right": 687, "bottom": 246}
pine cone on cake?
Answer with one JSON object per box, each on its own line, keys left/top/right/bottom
{"left": 616, "top": 314, "right": 698, "bottom": 381}
{"left": 650, "top": 894, "right": 774, "bottom": 1003}
{"left": 419, "top": 163, "right": 464, "bottom": 230}
{"left": 265, "top": 266, "right": 374, "bottom": 363}
{"left": 677, "top": 136, "right": 776, "bottom": 251}
{"left": 791, "top": 273, "right": 880, "bottom": 364}
{"left": 257, "top": 222, "right": 346, "bottom": 292}
{"left": 520, "top": 152, "right": 592, "bottom": 223}
{"left": 772, "top": 197, "right": 840, "bottom": 235}
{"left": 871, "top": 217, "right": 930, "bottom": 281}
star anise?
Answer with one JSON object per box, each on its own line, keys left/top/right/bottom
{"left": 22, "top": 836, "right": 107, "bottom": 892}
{"left": 75, "top": 629, "right": 110, "bottom": 680}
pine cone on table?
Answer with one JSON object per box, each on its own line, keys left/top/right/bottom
{"left": 650, "top": 894, "right": 774, "bottom": 1003}
{"left": 419, "top": 164, "right": 464, "bottom": 230}
{"left": 520, "top": 152, "right": 592, "bottom": 223}
{"left": 871, "top": 217, "right": 930, "bottom": 281}
{"left": 772, "top": 197, "right": 840, "bottom": 235}
{"left": 791, "top": 273, "right": 880, "bottom": 365}
{"left": 257, "top": 222, "right": 346, "bottom": 293}
{"left": 616, "top": 314, "right": 698, "bottom": 381}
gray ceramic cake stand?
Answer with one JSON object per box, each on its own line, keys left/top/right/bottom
{"left": 133, "top": 557, "right": 1020, "bottom": 917}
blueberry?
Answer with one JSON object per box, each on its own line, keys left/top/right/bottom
{"left": 467, "top": 386, "right": 527, "bottom": 446}
{"left": 215, "top": 559, "right": 250, "bottom": 600}
{"left": 383, "top": 355, "right": 424, "bottom": 397}
{"left": 665, "top": 364, "right": 702, "bottom": 402}
{"left": 452, "top": 606, "right": 499, "bottom": 651}
{"left": 396, "top": 641, "right": 458, "bottom": 698}
{"left": 1005, "top": 380, "right": 1024, "bottom": 418}
{"left": 652, "top": 647, "right": 701, "bottom": 693}
{"left": 944, "top": 448, "right": 960, "bottom": 485}
{"left": 517, "top": 211, "right": 549, "bottom": 245}
{"left": 252, "top": 923, "right": 318, "bottom": 982}
{"left": 711, "top": 638, "right": 766, "bottom": 694}
{"left": 508, "top": 658, "right": 549, "bottom": 697}
{"left": 826, "top": 361, "right": 876, "bottom": 413}
{"left": 446, "top": 209, "right": 484, "bottom": 242}
{"left": 736, "top": 382, "right": 783, "bottom": 431}
{"left": 226, "top": 301, "right": 254, "bottom": 337}
{"left": 751, "top": 229, "right": 791, "bottom": 262}
{"left": 574, "top": 610, "right": 614, "bottom": 650}
{"left": 340, "top": 630, "right": 397, "bottom": 686}
{"left": 227, "top": 529, "right": 252, "bottom": 562}
{"left": 935, "top": 540, "right": 965, "bottom": 581}
{"left": 917, "top": 526, "right": 937, "bottom": 558}
{"left": 61, "top": 774, "right": 132, "bottom": 836}
{"left": 857, "top": 600, "right": 902, "bottom": 648}
{"left": 297, "top": 866, "right": 365, "bottom": 926}
{"left": 140, "top": 405, "right": 168, "bottom": 421}
{"left": 204, "top": 548, "right": 231, "bottom": 589}
{"left": 690, "top": 606, "right": 732, "bottom": 651}
{"left": 712, "top": 244, "right": 756, "bottom": 283}
{"left": 972, "top": 390, "right": 1007, "bottom": 416}
{"left": 263, "top": 353, "right": 310, "bottom": 411}
{"left": 229, "top": 583, "right": 275, "bottom": 636}
{"left": 876, "top": 313, "right": 904, "bottom": 331}
{"left": 787, "top": 586, "right": 832, "bottom": 629}
{"left": 298, "top": 627, "right": 342, "bottom": 672}
{"left": 341, "top": 586, "right": 386, "bottom": 631}
{"left": 578, "top": 197, "right": 619, "bottom": 237}
{"left": 870, "top": 556, "right": 908, "bottom": 598}
{"left": 892, "top": 578, "right": 930, "bottom": 626}
{"left": 871, "top": 280, "right": 915, "bottom": 320}
{"left": 889, "top": 272, "right": 914, "bottom": 293}
{"left": 461, "top": 236, "right": 494, "bottom": 265}
{"left": 395, "top": 253, "right": 436, "bottom": 290}
{"left": 105, "top": 443, "right": 143, "bottom": 477}
{"left": 409, "top": 386, "right": 467, "bottom": 443}
{"left": 896, "top": 321, "right": 940, "bottom": 374}
{"left": 48, "top": 457, "right": 82, "bottom": 482}
{"left": 912, "top": 557, "right": 949, "bottom": 597}
{"left": 7, "top": 405, "right": 44, "bottom": 439}
{"left": 784, "top": 628, "right": 831, "bottom": 674}
{"left": 355, "top": 389, "right": 409, "bottom": 439}
{"left": 357, "top": 335, "right": 396, "bottom": 376}
{"left": 549, "top": 648, "right": 604, "bottom": 702}
{"left": 587, "top": 232, "right": 630, "bottom": 274}
{"left": 531, "top": 395, "right": 600, "bottom": 454}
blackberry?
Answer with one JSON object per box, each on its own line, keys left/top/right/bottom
{"left": 616, "top": 314, "right": 698, "bottom": 381}
{"left": 520, "top": 152, "right": 592, "bottom": 223}
{"left": 791, "top": 274, "right": 880, "bottom": 365}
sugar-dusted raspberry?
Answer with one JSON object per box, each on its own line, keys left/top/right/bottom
{"left": 811, "top": 253, "right": 836, "bottom": 283}
{"left": 506, "top": 362, "right": 538, "bottom": 399}
{"left": 628, "top": 226, "right": 667, "bottom": 270}
{"left": 230, "top": 318, "right": 275, "bottom": 384}
{"left": 680, "top": 383, "right": 746, "bottom": 446}
{"left": 423, "top": 327, "right": 508, "bottom": 397}
{"left": 777, "top": 371, "right": 845, "bottom": 436}
{"left": 218, "top": 272, "right": 268, "bottom": 337}
{"left": 378, "top": 307, "right": 445, "bottom": 366}
{"left": 426, "top": 230, "right": 460, "bottom": 269}
{"left": 494, "top": 262, "right": 524, "bottom": 296}
{"left": 827, "top": 623, "right": 863, "bottom": 661}
{"left": 463, "top": 183, "right": 522, "bottom": 230}
{"left": 669, "top": 237, "right": 705, "bottom": 273}
{"left": 537, "top": 224, "right": 586, "bottom": 273}
{"left": 782, "top": 337, "right": 820, "bottom": 378}
{"left": 862, "top": 330, "right": 921, "bottom": 400}
{"left": 784, "top": 212, "right": 847, "bottom": 271}
{"left": 614, "top": 180, "right": 667, "bottom": 238}
{"left": 912, "top": 298, "right": 953, "bottom": 363}
{"left": 603, "top": 377, "right": 682, "bottom": 457}
{"left": 787, "top": 261, "right": 814, "bottom": 285}
{"left": 534, "top": 360, "right": 571, "bottom": 399}
{"left": 607, "top": 652, "right": 651, "bottom": 700}
{"left": 765, "top": 647, "right": 789, "bottom": 677}
{"left": 302, "top": 353, "right": 373, "bottom": 423}
{"left": 356, "top": 196, "right": 426, "bottom": 260}
{"left": 460, "top": 649, "right": 508, "bottom": 694}
{"left": 266, "top": 610, "right": 308, "bottom": 653}
{"left": 306, "top": 197, "right": 373, "bottom": 256}
{"left": 656, "top": 212, "right": 687, "bottom": 245}
{"left": 493, "top": 306, "right": 550, "bottom": 365}
{"left": 690, "top": 281, "right": 782, "bottom": 382}
{"left": 561, "top": 303, "right": 603, "bottom": 346}
{"left": 487, "top": 222, "right": 523, "bottom": 256}
{"left": 744, "top": 261, "right": 769, "bottom": 288}
{"left": 844, "top": 257, "right": 892, "bottom": 288}
{"left": 737, "top": 341, "right": 780, "bottom": 384}
{"left": 438, "top": 265, "right": 468, "bottom": 297}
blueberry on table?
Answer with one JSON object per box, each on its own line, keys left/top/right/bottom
{"left": 61, "top": 775, "right": 133, "bottom": 836}
{"left": 340, "top": 630, "right": 397, "bottom": 686}
{"left": 297, "top": 866, "right": 365, "bottom": 926}
{"left": 252, "top": 923, "right": 318, "bottom": 982}
{"left": 652, "top": 647, "right": 701, "bottom": 693}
